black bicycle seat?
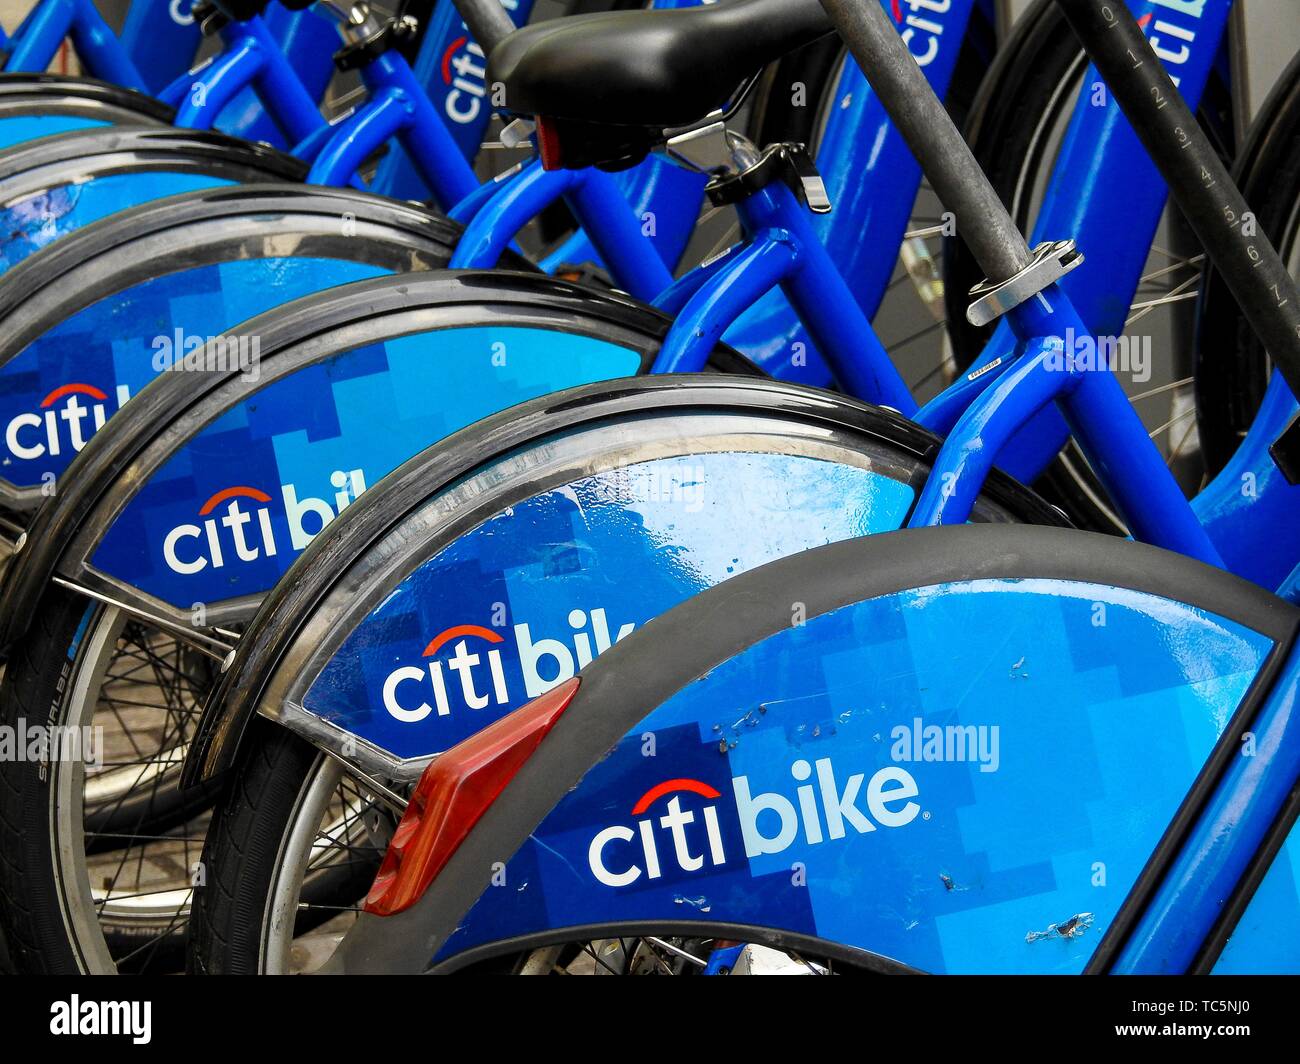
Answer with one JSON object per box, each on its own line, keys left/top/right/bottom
{"left": 489, "top": 0, "right": 833, "bottom": 170}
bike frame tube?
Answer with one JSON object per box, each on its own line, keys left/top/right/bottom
{"left": 652, "top": 240, "right": 752, "bottom": 317}
{"left": 659, "top": 175, "right": 917, "bottom": 412}
{"left": 1110, "top": 637, "right": 1300, "bottom": 973}
{"left": 6, "top": 0, "right": 146, "bottom": 89}
{"left": 448, "top": 158, "right": 674, "bottom": 303}
{"left": 4, "top": 0, "right": 338, "bottom": 144}
{"left": 308, "top": 49, "right": 479, "bottom": 208}
{"left": 371, "top": 0, "right": 537, "bottom": 196}
{"left": 562, "top": 168, "right": 676, "bottom": 302}
{"left": 652, "top": 231, "right": 801, "bottom": 372}
{"left": 167, "top": 15, "right": 329, "bottom": 147}
{"left": 908, "top": 282, "right": 1224, "bottom": 567}
{"left": 374, "top": 0, "right": 704, "bottom": 275}
{"left": 446, "top": 163, "right": 521, "bottom": 222}
{"left": 449, "top": 160, "right": 577, "bottom": 263}
{"left": 722, "top": 0, "right": 980, "bottom": 382}
{"left": 171, "top": 34, "right": 262, "bottom": 126}
{"left": 968, "top": 0, "right": 1233, "bottom": 483}
{"left": 308, "top": 90, "right": 410, "bottom": 185}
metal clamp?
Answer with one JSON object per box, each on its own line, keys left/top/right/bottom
{"left": 966, "top": 240, "right": 1084, "bottom": 327}
{"left": 704, "top": 142, "right": 832, "bottom": 214}
{"left": 190, "top": 0, "right": 230, "bottom": 35}
{"left": 332, "top": 6, "right": 419, "bottom": 71}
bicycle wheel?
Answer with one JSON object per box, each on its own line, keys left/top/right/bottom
{"left": 0, "top": 274, "right": 751, "bottom": 974}
{"left": 0, "top": 127, "right": 305, "bottom": 276}
{"left": 0, "top": 187, "right": 482, "bottom": 871}
{"left": 315, "top": 525, "right": 1290, "bottom": 974}
{"left": 0, "top": 74, "right": 171, "bottom": 151}
{"left": 182, "top": 375, "right": 1066, "bottom": 973}
{"left": 943, "top": 0, "right": 1235, "bottom": 532}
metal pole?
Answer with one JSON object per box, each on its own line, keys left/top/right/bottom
{"left": 1052, "top": 0, "right": 1300, "bottom": 475}
{"left": 450, "top": 0, "right": 516, "bottom": 53}
{"left": 818, "top": 0, "right": 1033, "bottom": 283}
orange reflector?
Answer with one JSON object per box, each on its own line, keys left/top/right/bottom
{"left": 535, "top": 115, "right": 564, "bottom": 170}
{"left": 363, "top": 676, "right": 580, "bottom": 916}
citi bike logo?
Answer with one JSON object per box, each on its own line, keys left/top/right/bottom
{"left": 587, "top": 759, "right": 921, "bottom": 887}
{"left": 890, "top": 0, "right": 952, "bottom": 68}
{"left": 1139, "top": 1, "right": 1209, "bottom": 86}
{"left": 383, "top": 607, "right": 636, "bottom": 723}
{"left": 440, "top": 0, "right": 518, "bottom": 126}
{"left": 162, "top": 469, "right": 366, "bottom": 575}
{"left": 4, "top": 382, "right": 130, "bottom": 462}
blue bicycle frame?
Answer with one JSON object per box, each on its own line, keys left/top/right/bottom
{"left": 159, "top": 9, "right": 330, "bottom": 147}
{"left": 1, "top": 0, "right": 338, "bottom": 144}
{"left": 488, "top": 0, "right": 1298, "bottom": 589}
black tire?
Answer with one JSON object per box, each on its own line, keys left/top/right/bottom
{"left": 1194, "top": 52, "right": 1300, "bottom": 474}
{"left": 0, "top": 587, "right": 204, "bottom": 973}
{"left": 187, "top": 719, "right": 362, "bottom": 976}
{"left": 943, "top": 0, "right": 1235, "bottom": 532}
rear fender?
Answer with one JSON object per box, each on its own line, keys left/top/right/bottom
{"left": 322, "top": 525, "right": 1298, "bottom": 974}
{"left": 182, "top": 377, "right": 1065, "bottom": 788}
{"left": 0, "top": 273, "right": 727, "bottom": 650}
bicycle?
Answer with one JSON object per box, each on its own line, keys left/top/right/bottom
{"left": 0, "top": 0, "right": 338, "bottom": 145}
{"left": 0, "top": 0, "right": 1293, "bottom": 971}
{"left": 169, "top": 0, "right": 1300, "bottom": 972}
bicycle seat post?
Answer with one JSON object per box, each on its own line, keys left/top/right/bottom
{"left": 449, "top": 0, "right": 516, "bottom": 54}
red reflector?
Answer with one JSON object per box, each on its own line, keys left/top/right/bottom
{"left": 363, "top": 676, "right": 580, "bottom": 916}
{"left": 535, "top": 115, "right": 564, "bottom": 171}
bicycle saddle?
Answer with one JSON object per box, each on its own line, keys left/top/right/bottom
{"left": 489, "top": 0, "right": 833, "bottom": 170}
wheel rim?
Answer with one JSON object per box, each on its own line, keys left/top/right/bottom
{"left": 51, "top": 606, "right": 211, "bottom": 973}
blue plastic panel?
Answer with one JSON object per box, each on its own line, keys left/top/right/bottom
{"left": 1213, "top": 822, "right": 1300, "bottom": 973}
{"left": 86, "top": 327, "right": 644, "bottom": 606}
{"left": 0, "top": 173, "right": 233, "bottom": 273}
{"left": 0, "top": 257, "right": 390, "bottom": 491}
{"left": 302, "top": 452, "right": 916, "bottom": 759}
{"left": 0, "top": 115, "right": 109, "bottom": 152}
{"left": 439, "top": 578, "right": 1273, "bottom": 973}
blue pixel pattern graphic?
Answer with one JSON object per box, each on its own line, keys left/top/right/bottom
{"left": 0, "top": 172, "right": 234, "bottom": 274}
{"left": 303, "top": 451, "right": 915, "bottom": 760}
{"left": 0, "top": 115, "right": 110, "bottom": 153}
{"left": 0, "top": 256, "right": 391, "bottom": 492}
{"left": 439, "top": 579, "right": 1272, "bottom": 974}
{"left": 87, "top": 327, "right": 643, "bottom": 606}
